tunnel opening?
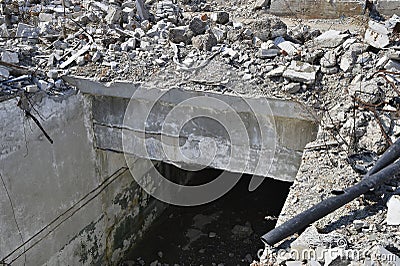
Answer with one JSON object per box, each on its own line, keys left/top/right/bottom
{"left": 122, "top": 161, "right": 292, "bottom": 265}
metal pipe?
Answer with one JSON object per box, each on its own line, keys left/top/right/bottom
{"left": 261, "top": 138, "right": 400, "bottom": 246}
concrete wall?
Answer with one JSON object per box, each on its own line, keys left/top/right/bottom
{"left": 268, "top": 0, "right": 399, "bottom": 19}
{"left": 0, "top": 93, "right": 167, "bottom": 265}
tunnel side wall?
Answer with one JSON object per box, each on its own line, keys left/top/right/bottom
{"left": 0, "top": 93, "right": 166, "bottom": 265}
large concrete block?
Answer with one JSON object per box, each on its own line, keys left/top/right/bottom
{"left": 64, "top": 77, "right": 319, "bottom": 182}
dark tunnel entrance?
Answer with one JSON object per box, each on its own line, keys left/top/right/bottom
{"left": 123, "top": 162, "right": 292, "bottom": 266}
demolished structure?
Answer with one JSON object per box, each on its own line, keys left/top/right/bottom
{"left": 1, "top": 0, "right": 400, "bottom": 265}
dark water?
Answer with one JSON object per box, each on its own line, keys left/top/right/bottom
{"left": 123, "top": 166, "right": 291, "bottom": 266}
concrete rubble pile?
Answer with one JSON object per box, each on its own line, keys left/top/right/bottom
{"left": 1, "top": 0, "right": 400, "bottom": 264}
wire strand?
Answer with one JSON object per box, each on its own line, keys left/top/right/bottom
{"left": 0, "top": 172, "right": 26, "bottom": 265}
{"left": 2, "top": 167, "right": 128, "bottom": 264}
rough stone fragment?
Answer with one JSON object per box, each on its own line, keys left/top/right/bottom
{"left": 283, "top": 61, "right": 319, "bottom": 84}
{"left": 252, "top": 19, "right": 271, "bottom": 41}
{"left": 1, "top": 51, "right": 19, "bottom": 64}
{"left": 16, "top": 23, "right": 37, "bottom": 38}
{"left": 92, "top": 51, "right": 102, "bottom": 62}
{"left": 47, "top": 70, "right": 58, "bottom": 80}
{"left": 265, "top": 65, "right": 286, "bottom": 77}
{"left": 169, "top": 26, "right": 193, "bottom": 44}
{"left": 192, "top": 32, "right": 217, "bottom": 51}
{"left": 321, "top": 66, "right": 338, "bottom": 74}
{"left": 105, "top": 5, "right": 122, "bottom": 24}
{"left": 277, "top": 41, "right": 298, "bottom": 56}
{"left": 136, "top": 0, "right": 150, "bottom": 21}
{"left": 76, "top": 56, "right": 86, "bottom": 66}
{"left": 189, "top": 17, "right": 207, "bottom": 36}
{"left": 270, "top": 17, "right": 287, "bottom": 38}
{"left": 340, "top": 52, "right": 355, "bottom": 72}
{"left": 385, "top": 59, "right": 400, "bottom": 72}
{"left": 284, "top": 83, "right": 301, "bottom": 93}
{"left": 253, "top": 0, "right": 270, "bottom": 10}
{"left": 320, "top": 50, "right": 336, "bottom": 68}
{"left": 312, "top": 30, "right": 349, "bottom": 48}
{"left": 258, "top": 48, "right": 279, "bottom": 59}
{"left": 24, "top": 84, "right": 39, "bottom": 93}
{"left": 0, "top": 66, "right": 9, "bottom": 80}
{"left": 211, "top": 27, "right": 226, "bottom": 43}
{"left": 38, "top": 13, "right": 53, "bottom": 22}
{"left": 386, "top": 195, "right": 400, "bottom": 226}
{"left": 364, "top": 21, "right": 390, "bottom": 49}
{"left": 349, "top": 81, "right": 384, "bottom": 104}
{"left": 211, "top": 11, "right": 230, "bottom": 25}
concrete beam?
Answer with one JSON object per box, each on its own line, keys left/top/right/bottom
{"left": 64, "top": 76, "right": 319, "bottom": 182}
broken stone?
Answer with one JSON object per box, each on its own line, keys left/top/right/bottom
{"left": 384, "top": 59, "right": 400, "bottom": 72}
{"left": 253, "top": 0, "right": 270, "bottom": 10}
{"left": 211, "top": 27, "right": 226, "bottom": 43}
{"left": 243, "top": 73, "right": 252, "bottom": 80}
{"left": 169, "top": 26, "right": 193, "bottom": 44}
{"left": 320, "top": 50, "right": 336, "bottom": 68}
{"left": 258, "top": 48, "right": 280, "bottom": 59}
{"left": 16, "top": 23, "right": 38, "bottom": 38}
{"left": 92, "top": 51, "right": 102, "bottom": 62}
{"left": 121, "top": 38, "right": 136, "bottom": 51}
{"left": 47, "top": 70, "right": 58, "bottom": 80}
{"left": 265, "top": 65, "right": 286, "bottom": 77}
{"left": 353, "top": 220, "right": 368, "bottom": 230}
{"left": 321, "top": 66, "right": 338, "bottom": 75}
{"left": 349, "top": 81, "right": 384, "bottom": 104}
{"left": 280, "top": 43, "right": 299, "bottom": 56}
{"left": 386, "top": 195, "right": 400, "bottom": 226}
{"left": 364, "top": 20, "right": 390, "bottom": 49}
{"left": 284, "top": 82, "right": 301, "bottom": 93}
{"left": 283, "top": 61, "right": 319, "bottom": 84}
{"left": 270, "top": 17, "right": 287, "bottom": 39}
{"left": 1, "top": 51, "right": 19, "bottom": 64}
{"left": 209, "top": 232, "right": 216, "bottom": 238}
{"left": 192, "top": 32, "right": 217, "bottom": 51}
{"left": 211, "top": 11, "right": 230, "bottom": 25}
{"left": 340, "top": 52, "right": 355, "bottom": 72}
{"left": 38, "top": 13, "right": 53, "bottom": 22}
{"left": 312, "top": 30, "right": 349, "bottom": 48}
{"left": 136, "top": 0, "right": 150, "bottom": 21}
{"left": 76, "top": 56, "right": 86, "bottom": 66}
{"left": 189, "top": 17, "right": 207, "bottom": 36}
{"left": 0, "top": 66, "right": 9, "bottom": 80}
{"left": 253, "top": 18, "right": 287, "bottom": 41}
{"left": 24, "top": 84, "right": 39, "bottom": 93}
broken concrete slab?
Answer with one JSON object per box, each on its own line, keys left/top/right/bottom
{"left": 258, "top": 48, "right": 280, "bottom": 59}
{"left": 265, "top": 65, "right": 286, "bottom": 77}
{"left": 1, "top": 51, "right": 19, "bottom": 64}
{"left": 311, "top": 30, "right": 349, "bottom": 48}
{"left": 364, "top": 21, "right": 390, "bottom": 49}
{"left": 283, "top": 61, "right": 319, "bottom": 84}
